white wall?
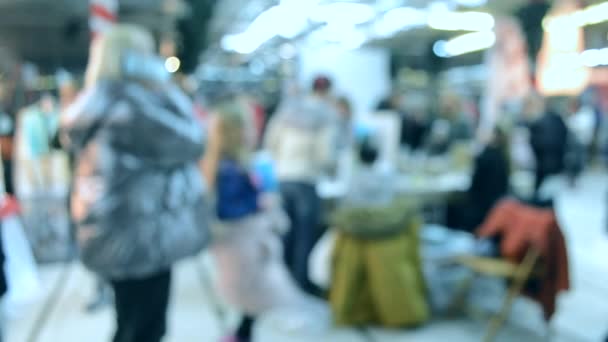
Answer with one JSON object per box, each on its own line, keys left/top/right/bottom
{"left": 298, "top": 46, "right": 391, "bottom": 117}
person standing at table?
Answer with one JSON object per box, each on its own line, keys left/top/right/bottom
{"left": 446, "top": 127, "right": 510, "bottom": 232}
{"left": 265, "top": 76, "right": 337, "bottom": 294}
{"left": 529, "top": 96, "right": 568, "bottom": 195}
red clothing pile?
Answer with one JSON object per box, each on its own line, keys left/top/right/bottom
{"left": 477, "top": 199, "right": 570, "bottom": 320}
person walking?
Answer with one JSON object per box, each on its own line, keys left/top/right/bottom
{"left": 203, "top": 102, "right": 304, "bottom": 342}
{"left": 265, "top": 76, "right": 337, "bottom": 294}
{"left": 61, "top": 25, "right": 208, "bottom": 342}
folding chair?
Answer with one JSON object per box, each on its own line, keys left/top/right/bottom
{"left": 449, "top": 247, "right": 542, "bottom": 342}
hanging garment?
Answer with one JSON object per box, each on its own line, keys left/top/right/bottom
{"left": 477, "top": 199, "right": 570, "bottom": 320}
{"left": 329, "top": 200, "right": 430, "bottom": 327}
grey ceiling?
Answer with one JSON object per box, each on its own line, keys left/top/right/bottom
{"left": 2, "top": 0, "right": 607, "bottom": 72}
{"left": 0, "top": 0, "right": 174, "bottom": 71}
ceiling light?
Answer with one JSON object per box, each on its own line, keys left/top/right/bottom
{"left": 433, "top": 31, "right": 495, "bottom": 57}
{"left": 165, "top": 56, "right": 181, "bottom": 73}
{"left": 310, "top": 2, "right": 375, "bottom": 25}
{"left": 220, "top": 5, "right": 281, "bottom": 54}
{"left": 582, "top": 2, "right": 608, "bottom": 26}
{"left": 309, "top": 22, "right": 368, "bottom": 49}
{"left": 580, "top": 48, "right": 608, "bottom": 67}
{"left": 279, "top": 43, "right": 297, "bottom": 59}
{"left": 428, "top": 1, "right": 453, "bottom": 13}
{"left": 342, "top": 30, "right": 367, "bottom": 50}
{"left": 374, "top": 7, "right": 428, "bottom": 37}
{"left": 277, "top": 0, "right": 319, "bottom": 38}
{"left": 428, "top": 11, "right": 494, "bottom": 31}
{"left": 221, "top": 0, "right": 320, "bottom": 54}
{"left": 454, "top": 0, "right": 488, "bottom": 8}
{"left": 246, "top": 6, "right": 282, "bottom": 41}
{"left": 321, "top": 22, "right": 357, "bottom": 43}
{"left": 544, "top": 2, "right": 608, "bottom": 32}
{"left": 433, "top": 40, "right": 449, "bottom": 58}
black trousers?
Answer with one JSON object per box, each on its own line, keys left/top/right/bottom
{"left": 280, "top": 182, "right": 321, "bottom": 294}
{"left": 2, "top": 159, "right": 12, "bottom": 195}
{"left": 110, "top": 270, "right": 172, "bottom": 342}
{"left": 236, "top": 315, "right": 254, "bottom": 341}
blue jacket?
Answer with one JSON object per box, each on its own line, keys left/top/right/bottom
{"left": 216, "top": 159, "right": 259, "bottom": 220}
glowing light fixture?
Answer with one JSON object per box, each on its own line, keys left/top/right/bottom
{"left": 433, "top": 31, "right": 496, "bottom": 57}
{"left": 374, "top": 7, "right": 427, "bottom": 37}
{"left": 544, "top": 2, "right": 608, "bottom": 31}
{"left": 342, "top": 29, "right": 367, "bottom": 50}
{"left": 220, "top": 5, "right": 282, "bottom": 54}
{"left": 310, "top": 2, "right": 375, "bottom": 25}
{"left": 428, "top": 11, "right": 495, "bottom": 31}
{"left": 277, "top": 0, "right": 320, "bottom": 38}
{"left": 580, "top": 48, "right": 608, "bottom": 67}
{"left": 537, "top": 0, "right": 589, "bottom": 96}
{"left": 221, "top": 34, "right": 261, "bottom": 55}
{"left": 305, "top": 21, "right": 368, "bottom": 50}
{"left": 165, "top": 56, "right": 181, "bottom": 73}
{"left": 221, "top": 0, "right": 320, "bottom": 54}
{"left": 279, "top": 43, "right": 297, "bottom": 59}
{"left": 454, "top": 0, "right": 488, "bottom": 7}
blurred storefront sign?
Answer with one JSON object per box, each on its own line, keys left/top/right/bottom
{"left": 536, "top": 0, "right": 589, "bottom": 96}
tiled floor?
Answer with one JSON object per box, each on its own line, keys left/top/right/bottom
{"left": 5, "top": 172, "right": 608, "bottom": 342}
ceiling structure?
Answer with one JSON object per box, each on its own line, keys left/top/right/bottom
{"left": 208, "top": 0, "right": 530, "bottom": 51}
{"left": 204, "top": 0, "right": 608, "bottom": 82}
{"left": 0, "top": 0, "right": 607, "bottom": 74}
{"left": 0, "top": 0, "right": 185, "bottom": 71}
{"left": 202, "top": 0, "right": 538, "bottom": 72}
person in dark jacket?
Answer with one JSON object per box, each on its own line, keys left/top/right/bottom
{"left": 447, "top": 127, "right": 510, "bottom": 232}
{"left": 376, "top": 93, "right": 429, "bottom": 150}
{"left": 401, "top": 110, "right": 429, "bottom": 151}
{"left": 529, "top": 103, "right": 568, "bottom": 194}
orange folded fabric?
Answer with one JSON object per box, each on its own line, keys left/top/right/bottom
{"left": 477, "top": 199, "right": 569, "bottom": 320}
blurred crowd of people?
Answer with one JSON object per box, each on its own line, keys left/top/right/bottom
{"left": 0, "top": 23, "right": 607, "bottom": 342}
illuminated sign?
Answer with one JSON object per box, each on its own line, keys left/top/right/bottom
{"left": 536, "top": 0, "right": 589, "bottom": 96}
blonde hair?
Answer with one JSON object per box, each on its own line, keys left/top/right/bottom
{"left": 85, "top": 24, "right": 155, "bottom": 88}
{"left": 215, "top": 103, "right": 250, "bottom": 161}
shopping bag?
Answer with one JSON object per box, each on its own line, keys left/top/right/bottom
{"left": 308, "top": 230, "right": 336, "bottom": 290}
